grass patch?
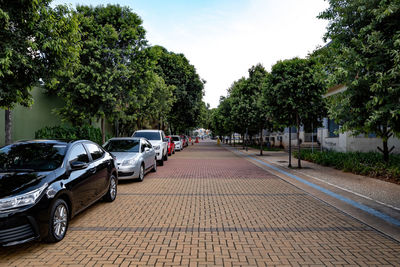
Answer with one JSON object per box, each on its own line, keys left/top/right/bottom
{"left": 294, "top": 150, "right": 400, "bottom": 182}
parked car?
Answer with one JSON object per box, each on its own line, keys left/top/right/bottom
{"left": 180, "top": 135, "right": 186, "bottom": 148}
{"left": 132, "top": 130, "right": 168, "bottom": 166}
{"left": 171, "top": 135, "right": 183, "bottom": 151}
{"left": 103, "top": 137, "right": 156, "bottom": 181}
{"left": 165, "top": 136, "right": 175, "bottom": 156}
{"left": 181, "top": 135, "right": 189, "bottom": 147}
{"left": 0, "top": 140, "right": 118, "bottom": 246}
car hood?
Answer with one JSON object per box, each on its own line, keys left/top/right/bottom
{"left": 111, "top": 152, "right": 140, "bottom": 164}
{"left": 0, "top": 171, "right": 51, "bottom": 198}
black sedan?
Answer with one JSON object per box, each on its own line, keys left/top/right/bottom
{"left": 0, "top": 139, "right": 118, "bottom": 246}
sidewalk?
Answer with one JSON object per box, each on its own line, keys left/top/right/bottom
{"left": 223, "top": 143, "right": 400, "bottom": 242}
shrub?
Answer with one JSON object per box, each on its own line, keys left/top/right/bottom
{"left": 35, "top": 125, "right": 109, "bottom": 145}
{"left": 294, "top": 150, "right": 400, "bottom": 182}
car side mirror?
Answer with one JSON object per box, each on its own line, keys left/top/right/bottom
{"left": 163, "top": 138, "right": 169, "bottom": 142}
{"left": 145, "top": 147, "right": 150, "bottom": 152}
{"left": 70, "top": 161, "right": 88, "bottom": 170}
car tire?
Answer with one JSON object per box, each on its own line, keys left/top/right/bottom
{"left": 173, "top": 148, "right": 175, "bottom": 154}
{"left": 45, "top": 198, "right": 69, "bottom": 243}
{"left": 104, "top": 174, "right": 117, "bottom": 202}
{"left": 164, "top": 151, "right": 168, "bottom": 161}
{"left": 152, "top": 159, "right": 157, "bottom": 172}
{"left": 158, "top": 158, "right": 164, "bottom": 166}
{"left": 137, "top": 164, "right": 144, "bottom": 182}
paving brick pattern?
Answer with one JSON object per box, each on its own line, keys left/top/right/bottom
{"left": 1, "top": 141, "right": 400, "bottom": 266}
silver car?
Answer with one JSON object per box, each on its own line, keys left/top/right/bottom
{"left": 103, "top": 137, "right": 157, "bottom": 181}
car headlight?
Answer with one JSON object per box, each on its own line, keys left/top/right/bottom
{"left": 153, "top": 145, "right": 160, "bottom": 150}
{"left": 122, "top": 158, "right": 137, "bottom": 166}
{"left": 0, "top": 183, "right": 48, "bottom": 211}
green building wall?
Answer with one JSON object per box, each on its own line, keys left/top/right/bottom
{"left": 0, "top": 87, "right": 114, "bottom": 146}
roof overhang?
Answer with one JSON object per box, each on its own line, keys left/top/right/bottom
{"left": 324, "top": 84, "right": 347, "bottom": 98}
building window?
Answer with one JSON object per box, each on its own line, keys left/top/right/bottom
{"left": 328, "top": 119, "right": 339, "bottom": 137}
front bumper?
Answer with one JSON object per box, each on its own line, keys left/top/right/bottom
{"left": 0, "top": 202, "right": 48, "bottom": 246}
{"left": 117, "top": 164, "right": 140, "bottom": 180}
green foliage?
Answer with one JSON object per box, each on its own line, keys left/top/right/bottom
{"left": 263, "top": 57, "right": 327, "bottom": 129}
{"left": 229, "top": 64, "right": 270, "bottom": 136}
{"left": 295, "top": 150, "right": 400, "bottom": 181}
{"left": 0, "top": 1, "right": 80, "bottom": 109}
{"left": 152, "top": 46, "right": 205, "bottom": 134}
{"left": 35, "top": 125, "right": 110, "bottom": 145}
{"left": 0, "top": 1, "right": 80, "bottom": 144}
{"left": 53, "top": 5, "right": 148, "bottom": 133}
{"left": 318, "top": 0, "right": 400, "bottom": 161}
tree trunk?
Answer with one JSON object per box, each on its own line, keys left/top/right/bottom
{"left": 5, "top": 109, "right": 12, "bottom": 145}
{"left": 288, "top": 126, "right": 292, "bottom": 168}
{"left": 297, "top": 114, "right": 301, "bottom": 168}
{"left": 382, "top": 139, "right": 389, "bottom": 162}
{"left": 259, "top": 129, "right": 263, "bottom": 156}
{"left": 101, "top": 118, "right": 105, "bottom": 144}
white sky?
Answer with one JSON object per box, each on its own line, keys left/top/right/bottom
{"left": 52, "top": 0, "right": 330, "bottom": 108}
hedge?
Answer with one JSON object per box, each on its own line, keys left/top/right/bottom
{"left": 294, "top": 150, "right": 400, "bottom": 181}
{"left": 35, "top": 125, "right": 111, "bottom": 145}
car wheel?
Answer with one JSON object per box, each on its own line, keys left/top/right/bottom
{"left": 164, "top": 151, "right": 168, "bottom": 161}
{"left": 152, "top": 159, "right": 157, "bottom": 172}
{"left": 46, "top": 198, "right": 69, "bottom": 243}
{"left": 137, "top": 164, "right": 144, "bottom": 182}
{"left": 158, "top": 158, "right": 164, "bottom": 166}
{"left": 173, "top": 148, "right": 175, "bottom": 154}
{"left": 104, "top": 174, "right": 117, "bottom": 202}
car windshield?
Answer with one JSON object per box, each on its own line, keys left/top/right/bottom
{"left": 133, "top": 132, "right": 161, "bottom": 140}
{"left": 0, "top": 143, "right": 67, "bottom": 171}
{"left": 172, "top": 137, "right": 180, "bottom": 141}
{"left": 104, "top": 140, "right": 140, "bottom": 152}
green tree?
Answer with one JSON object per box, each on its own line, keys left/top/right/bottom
{"left": 318, "top": 0, "right": 400, "bottom": 162}
{"left": 210, "top": 96, "right": 234, "bottom": 141}
{"left": 0, "top": 1, "right": 80, "bottom": 144}
{"left": 246, "top": 64, "right": 270, "bottom": 155}
{"left": 198, "top": 102, "right": 212, "bottom": 130}
{"left": 265, "top": 57, "right": 326, "bottom": 168}
{"left": 53, "top": 4, "right": 148, "bottom": 143}
{"left": 152, "top": 46, "right": 205, "bottom": 134}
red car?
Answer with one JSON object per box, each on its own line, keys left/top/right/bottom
{"left": 166, "top": 136, "right": 175, "bottom": 156}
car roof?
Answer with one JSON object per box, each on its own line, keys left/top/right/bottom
{"left": 134, "top": 129, "right": 162, "bottom": 132}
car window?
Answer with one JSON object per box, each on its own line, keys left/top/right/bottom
{"left": 133, "top": 132, "right": 161, "bottom": 140}
{"left": 104, "top": 139, "right": 140, "bottom": 153}
{"left": 86, "top": 143, "right": 104, "bottom": 161}
{"left": 0, "top": 143, "right": 67, "bottom": 171}
{"left": 68, "top": 144, "right": 89, "bottom": 164}
{"left": 172, "top": 136, "right": 180, "bottom": 141}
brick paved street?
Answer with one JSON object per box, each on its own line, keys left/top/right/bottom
{"left": 1, "top": 141, "right": 400, "bottom": 266}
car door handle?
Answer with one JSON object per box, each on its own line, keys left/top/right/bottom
{"left": 89, "top": 167, "right": 96, "bottom": 173}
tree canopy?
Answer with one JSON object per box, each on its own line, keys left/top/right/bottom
{"left": 0, "top": 0, "right": 80, "bottom": 144}
{"left": 318, "top": 0, "right": 400, "bottom": 161}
